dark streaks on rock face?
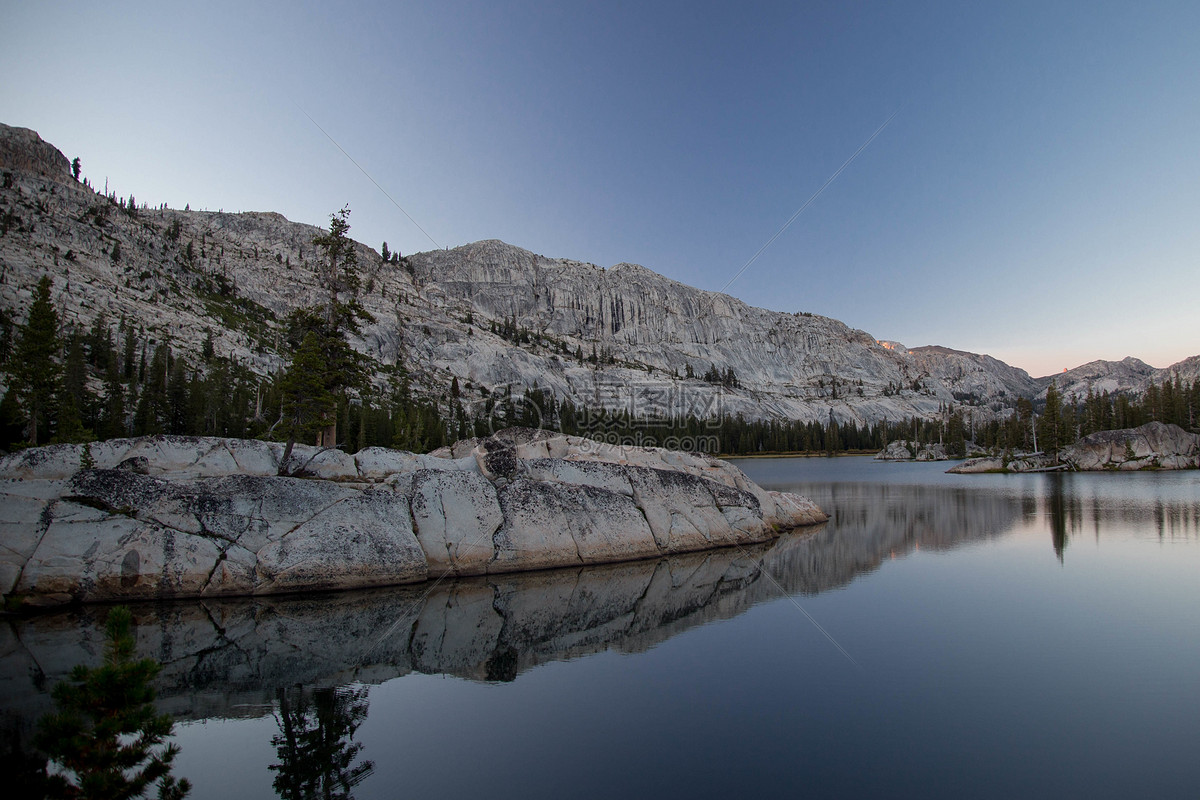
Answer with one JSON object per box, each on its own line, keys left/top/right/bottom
{"left": 120, "top": 550, "right": 140, "bottom": 588}
{"left": 69, "top": 468, "right": 168, "bottom": 516}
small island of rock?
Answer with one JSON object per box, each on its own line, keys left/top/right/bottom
{"left": 948, "top": 422, "right": 1198, "bottom": 473}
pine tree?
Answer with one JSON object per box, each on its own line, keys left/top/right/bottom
{"left": 97, "top": 363, "right": 127, "bottom": 440}
{"left": 71, "top": 157, "right": 81, "bottom": 182}
{"left": 1039, "top": 381, "right": 1065, "bottom": 462}
{"left": 312, "top": 206, "right": 361, "bottom": 329}
{"left": 85, "top": 314, "right": 113, "bottom": 372}
{"left": 11, "top": 276, "right": 61, "bottom": 445}
{"left": 167, "top": 359, "right": 189, "bottom": 434}
{"left": 278, "top": 332, "right": 337, "bottom": 471}
{"left": 54, "top": 335, "right": 95, "bottom": 443}
{"left": 278, "top": 207, "right": 371, "bottom": 449}
{"left": 34, "top": 606, "right": 190, "bottom": 799}
{"left": 0, "top": 307, "right": 13, "bottom": 367}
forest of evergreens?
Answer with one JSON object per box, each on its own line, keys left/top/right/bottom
{"left": 2, "top": 273, "right": 1196, "bottom": 460}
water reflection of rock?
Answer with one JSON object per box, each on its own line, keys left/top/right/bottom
{"left": 777, "top": 483, "right": 1026, "bottom": 593}
{"left": 0, "top": 535, "right": 813, "bottom": 731}
{"left": 1, "top": 484, "right": 1036, "bottom": 732}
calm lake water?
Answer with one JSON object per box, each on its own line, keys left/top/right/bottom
{"left": 4, "top": 457, "right": 1199, "bottom": 798}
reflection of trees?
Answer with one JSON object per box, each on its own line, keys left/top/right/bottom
{"left": 1045, "top": 474, "right": 1084, "bottom": 563}
{"left": 270, "top": 685, "right": 374, "bottom": 800}
{"left": 1049, "top": 476, "right": 1067, "bottom": 562}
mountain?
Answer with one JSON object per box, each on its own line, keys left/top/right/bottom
{"left": 0, "top": 122, "right": 1193, "bottom": 428}
{"left": 908, "top": 345, "right": 1041, "bottom": 404}
{"left": 1036, "top": 356, "right": 1157, "bottom": 400}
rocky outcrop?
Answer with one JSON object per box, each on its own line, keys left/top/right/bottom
{"left": 948, "top": 422, "right": 1199, "bottom": 473}
{"left": 1061, "top": 421, "right": 1199, "bottom": 470}
{"left": 0, "top": 124, "right": 72, "bottom": 185}
{"left": 0, "top": 431, "right": 826, "bottom": 607}
{"left": 875, "top": 440, "right": 951, "bottom": 461}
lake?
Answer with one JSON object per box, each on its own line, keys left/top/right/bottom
{"left": 3, "top": 457, "right": 1198, "bottom": 798}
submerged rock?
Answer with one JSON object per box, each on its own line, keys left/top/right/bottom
{"left": 0, "top": 430, "right": 826, "bottom": 607}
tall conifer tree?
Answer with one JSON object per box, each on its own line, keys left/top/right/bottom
{"left": 11, "top": 276, "right": 60, "bottom": 445}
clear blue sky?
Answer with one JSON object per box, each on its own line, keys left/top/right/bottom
{"left": 3, "top": 0, "right": 1198, "bottom": 377}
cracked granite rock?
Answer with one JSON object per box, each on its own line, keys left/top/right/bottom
{"left": 0, "top": 430, "right": 826, "bottom": 606}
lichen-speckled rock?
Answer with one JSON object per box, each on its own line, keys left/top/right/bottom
{"left": 5, "top": 467, "right": 427, "bottom": 603}
{"left": 1061, "top": 422, "right": 1199, "bottom": 471}
{"left": 0, "top": 430, "right": 826, "bottom": 606}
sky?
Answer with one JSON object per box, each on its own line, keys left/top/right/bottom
{"left": 2, "top": 0, "right": 1198, "bottom": 377}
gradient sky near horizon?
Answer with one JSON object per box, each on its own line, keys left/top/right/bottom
{"left": 3, "top": 1, "right": 1198, "bottom": 377}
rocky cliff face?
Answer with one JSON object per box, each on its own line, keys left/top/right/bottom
{"left": 404, "top": 239, "right": 957, "bottom": 425}
{"left": 1, "top": 122, "right": 1195, "bottom": 427}
{"left": 0, "top": 125, "right": 72, "bottom": 185}
{"left": 1031, "top": 355, "right": 1200, "bottom": 401}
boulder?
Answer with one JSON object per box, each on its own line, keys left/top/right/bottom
{"left": 409, "top": 469, "right": 503, "bottom": 576}
{"left": 1062, "top": 421, "right": 1199, "bottom": 471}
{"left": 947, "top": 457, "right": 1005, "bottom": 474}
{"left": 876, "top": 440, "right": 950, "bottom": 461}
{"left": 0, "top": 431, "right": 826, "bottom": 607}
{"left": 287, "top": 446, "right": 359, "bottom": 481}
